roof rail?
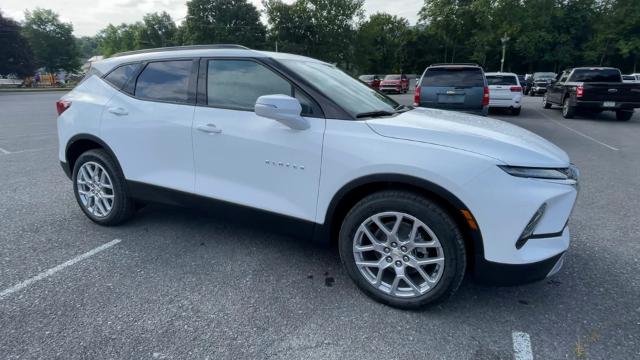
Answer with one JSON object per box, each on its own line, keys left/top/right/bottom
{"left": 110, "top": 44, "right": 250, "bottom": 58}
{"left": 430, "top": 63, "right": 481, "bottom": 67}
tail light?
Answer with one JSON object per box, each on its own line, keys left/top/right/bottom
{"left": 413, "top": 85, "right": 421, "bottom": 106}
{"left": 56, "top": 100, "right": 71, "bottom": 115}
{"left": 576, "top": 86, "right": 584, "bottom": 98}
{"left": 510, "top": 86, "right": 522, "bottom": 92}
{"left": 482, "top": 87, "right": 490, "bottom": 106}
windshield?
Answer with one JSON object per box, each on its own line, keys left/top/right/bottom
{"left": 570, "top": 69, "right": 621, "bottom": 82}
{"left": 281, "top": 60, "right": 398, "bottom": 117}
{"left": 487, "top": 75, "right": 518, "bottom": 86}
{"left": 384, "top": 75, "right": 401, "bottom": 80}
{"left": 359, "top": 75, "right": 374, "bottom": 81}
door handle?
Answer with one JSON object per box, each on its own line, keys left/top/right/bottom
{"left": 107, "top": 107, "right": 128, "bottom": 116}
{"left": 197, "top": 123, "right": 223, "bottom": 135}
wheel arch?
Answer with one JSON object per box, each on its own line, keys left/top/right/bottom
{"left": 316, "top": 174, "right": 485, "bottom": 265}
{"left": 65, "top": 134, "right": 124, "bottom": 179}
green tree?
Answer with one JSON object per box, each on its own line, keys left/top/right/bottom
{"left": 264, "top": 0, "right": 364, "bottom": 67}
{"left": 96, "top": 23, "right": 143, "bottom": 56}
{"left": 22, "top": 8, "right": 80, "bottom": 73}
{"left": 183, "top": 0, "right": 266, "bottom": 48}
{"left": 137, "top": 11, "right": 178, "bottom": 49}
{"left": 355, "top": 13, "right": 410, "bottom": 74}
{"left": 76, "top": 36, "right": 99, "bottom": 61}
{"left": 0, "top": 10, "right": 35, "bottom": 76}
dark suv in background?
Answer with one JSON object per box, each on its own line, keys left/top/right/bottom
{"left": 414, "top": 64, "right": 489, "bottom": 116}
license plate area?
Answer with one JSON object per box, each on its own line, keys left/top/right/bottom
{"left": 603, "top": 101, "right": 615, "bottom": 108}
{"left": 438, "top": 94, "right": 464, "bottom": 104}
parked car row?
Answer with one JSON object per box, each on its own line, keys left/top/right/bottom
{"left": 358, "top": 74, "right": 410, "bottom": 93}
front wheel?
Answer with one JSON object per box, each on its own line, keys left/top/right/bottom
{"left": 339, "top": 191, "right": 466, "bottom": 309}
{"left": 562, "top": 97, "right": 575, "bottom": 118}
{"left": 616, "top": 110, "right": 633, "bottom": 121}
{"left": 72, "top": 149, "right": 135, "bottom": 225}
{"left": 512, "top": 107, "right": 521, "bottom": 116}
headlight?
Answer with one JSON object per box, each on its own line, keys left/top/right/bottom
{"left": 499, "top": 165, "right": 579, "bottom": 181}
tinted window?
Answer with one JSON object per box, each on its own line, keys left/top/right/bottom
{"left": 486, "top": 75, "right": 518, "bottom": 86}
{"left": 135, "top": 60, "right": 192, "bottom": 103}
{"left": 105, "top": 63, "right": 140, "bottom": 89}
{"left": 423, "top": 68, "right": 484, "bottom": 87}
{"left": 570, "top": 69, "right": 622, "bottom": 82}
{"left": 281, "top": 60, "right": 398, "bottom": 117}
{"left": 622, "top": 75, "right": 634, "bottom": 80}
{"left": 207, "top": 60, "right": 292, "bottom": 110}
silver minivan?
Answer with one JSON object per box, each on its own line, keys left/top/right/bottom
{"left": 414, "top": 64, "right": 489, "bottom": 116}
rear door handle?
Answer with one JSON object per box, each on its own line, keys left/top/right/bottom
{"left": 107, "top": 107, "right": 128, "bottom": 116}
{"left": 197, "top": 123, "right": 223, "bottom": 134}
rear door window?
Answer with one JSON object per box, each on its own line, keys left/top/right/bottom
{"left": 134, "top": 60, "right": 193, "bottom": 103}
{"left": 423, "top": 68, "right": 484, "bottom": 87}
{"left": 486, "top": 75, "right": 517, "bottom": 86}
{"left": 104, "top": 63, "right": 140, "bottom": 89}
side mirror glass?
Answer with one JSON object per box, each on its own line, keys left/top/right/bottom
{"left": 255, "top": 95, "right": 310, "bottom": 130}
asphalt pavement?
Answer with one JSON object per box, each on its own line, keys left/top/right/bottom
{"left": 1, "top": 91, "right": 638, "bottom": 359}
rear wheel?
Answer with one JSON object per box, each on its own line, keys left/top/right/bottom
{"left": 72, "top": 149, "right": 135, "bottom": 225}
{"left": 339, "top": 191, "right": 466, "bottom": 309}
{"left": 616, "top": 110, "right": 633, "bottom": 121}
{"left": 512, "top": 107, "right": 521, "bottom": 116}
{"left": 562, "top": 97, "right": 575, "bottom": 118}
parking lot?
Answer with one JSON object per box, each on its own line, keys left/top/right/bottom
{"left": 1, "top": 91, "right": 639, "bottom": 359}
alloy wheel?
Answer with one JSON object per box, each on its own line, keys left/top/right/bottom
{"left": 353, "top": 211, "right": 445, "bottom": 298}
{"left": 76, "top": 161, "right": 115, "bottom": 218}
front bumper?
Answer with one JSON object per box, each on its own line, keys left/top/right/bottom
{"left": 380, "top": 86, "right": 402, "bottom": 93}
{"left": 531, "top": 87, "right": 547, "bottom": 94}
{"left": 474, "top": 251, "right": 566, "bottom": 286}
{"left": 462, "top": 165, "right": 578, "bottom": 273}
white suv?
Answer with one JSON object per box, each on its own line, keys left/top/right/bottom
{"left": 486, "top": 72, "right": 523, "bottom": 115}
{"left": 57, "top": 45, "right": 579, "bottom": 309}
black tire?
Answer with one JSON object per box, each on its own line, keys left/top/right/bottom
{"left": 562, "top": 97, "right": 575, "bottom": 118}
{"left": 512, "top": 107, "right": 521, "bottom": 116}
{"left": 543, "top": 95, "right": 552, "bottom": 109}
{"left": 72, "top": 149, "right": 135, "bottom": 225}
{"left": 339, "top": 190, "right": 466, "bottom": 309}
{"left": 616, "top": 110, "right": 633, "bottom": 121}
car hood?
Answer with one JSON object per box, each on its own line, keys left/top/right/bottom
{"left": 366, "top": 107, "right": 570, "bottom": 167}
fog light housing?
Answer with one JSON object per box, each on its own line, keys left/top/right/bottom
{"left": 515, "top": 203, "right": 547, "bottom": 249}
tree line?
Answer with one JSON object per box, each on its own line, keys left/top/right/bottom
{"left": 1, "top": 0, "right": 639, "bottom": 78}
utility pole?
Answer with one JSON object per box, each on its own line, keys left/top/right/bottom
{"left": 500, "top": 33, "right": 510, "bottom": 72}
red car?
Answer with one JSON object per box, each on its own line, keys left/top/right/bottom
{"left": 380, "top": 74, "right": 409, "bottom": 93}
{"left": 358, "top": 74, "right": 381, "bottom": 89}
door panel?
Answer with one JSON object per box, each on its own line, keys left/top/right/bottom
{"left": 192, "top": 107, "right": 325, "bottom": 221}
{"left": 101, "top": 92, "right": 196, "bottom": 192}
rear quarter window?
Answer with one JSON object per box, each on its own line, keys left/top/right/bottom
{"left": 423, "top": 68, "right": 484, "bottom": 87}
{"left": 104, "top": 63, "right": 140, "bottom": 89}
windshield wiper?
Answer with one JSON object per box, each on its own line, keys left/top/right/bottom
{"left": 355, "top": 110, "right": 396, "bottom": 119}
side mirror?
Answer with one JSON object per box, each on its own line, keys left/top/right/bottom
{"left": 255, "top": 95, "right": 310, "bottom": 130}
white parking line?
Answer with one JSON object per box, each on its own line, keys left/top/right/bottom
{"left": 0, "top": 239, "right": 121, "bottom": 300}
{"left": 0, "top": 147, "right": 55, "bottom": 156}
{"left": 535, "top": 109, "right": 620, "bottom": 151}
{"left": 512, "top": 331, "right": 533, "bottom": 360}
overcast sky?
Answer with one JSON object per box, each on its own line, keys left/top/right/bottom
{"left": 1, "top": 0, "right": 423, "bottom": 37}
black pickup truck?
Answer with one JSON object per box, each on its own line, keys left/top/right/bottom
{"left": 543, "top": 67, "right": 640, "bottom": 120}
